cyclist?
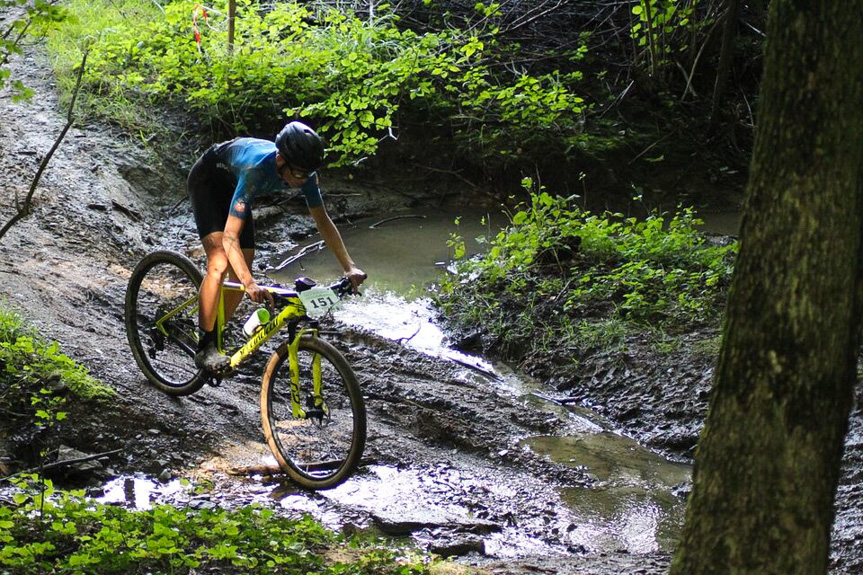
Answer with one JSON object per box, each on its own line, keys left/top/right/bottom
{"left": 188, "top": 121, "right": 366, "bottom": 373}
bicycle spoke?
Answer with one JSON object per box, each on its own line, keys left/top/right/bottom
{"left": 126, "top": 252, "right": 206, "bottom": 395}
{"left": 262, "top": 337, "right": 365, "bottom": 489}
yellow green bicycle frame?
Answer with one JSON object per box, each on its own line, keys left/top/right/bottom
{"left": 219, "top": 281, "right": 326, "bottom": 419}
{"left": 155, "top": 280, "right": 328, "bottom": 420}
{"left": 154, "top": 294, "right": 199, "bottom": 344}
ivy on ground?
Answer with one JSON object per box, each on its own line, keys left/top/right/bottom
{"left": 0, "top": 476, "right": 432, "bottom": 574}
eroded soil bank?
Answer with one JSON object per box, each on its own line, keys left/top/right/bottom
{"left": 1, "top": 46, "right": 861, "bottom": 574}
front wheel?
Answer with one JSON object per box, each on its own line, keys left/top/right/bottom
{"left": 261, "top": 336, "right": 366, "bottom": 489}
{"left": 125, "top": 250, "right": 208, "bottom": 396}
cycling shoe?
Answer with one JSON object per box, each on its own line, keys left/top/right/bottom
{"left": 194, "top": 342, "right": 231, "bottom": 374}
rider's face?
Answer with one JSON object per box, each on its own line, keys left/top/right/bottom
{"left": 277, "top": 156, "right": 311, "bottom": 186}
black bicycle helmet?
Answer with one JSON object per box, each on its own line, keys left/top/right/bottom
{"left": 275, "top": 121, "right": 325, "bottom": 172}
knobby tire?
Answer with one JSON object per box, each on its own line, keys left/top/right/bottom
{"left": 125, "top": 250, "right": 207, "bottom": 396}
{"left": 261, "top": 336, "right": 366, "bottom": 489}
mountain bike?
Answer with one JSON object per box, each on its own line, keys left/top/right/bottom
{"left": 124, "top": 250, "right": 366, "bottom": 489}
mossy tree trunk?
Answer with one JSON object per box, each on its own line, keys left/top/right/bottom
{"left": 670, "top": 1, "right": 863, "bottom": 574}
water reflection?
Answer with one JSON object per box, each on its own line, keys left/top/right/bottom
{"left": 95, "top": 476, "right": 186, "bottom": 510}
{"left": 270, "top": 209, "right": 500, "bottom": 297}
{"left": 524, "top": 433, "right": 690, "bottom": 553}
{"left": 527, "top": 434, "right": 691, "bottom": 486}
{"left": 561, "top": 484, "right": 684, "bottom": 553}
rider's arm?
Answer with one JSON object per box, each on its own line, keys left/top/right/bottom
{"left": 222, "top": 215, "right": 252, "bottom": 284}
{"left": 309, "top": 205, "right": 367, "bottom": 291}
{"left": 222, "top": 215, "right": 270, "bottom": 303}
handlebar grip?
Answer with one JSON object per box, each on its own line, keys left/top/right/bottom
{"left": 330, "top": 277, "right": 356, "bottom": 297}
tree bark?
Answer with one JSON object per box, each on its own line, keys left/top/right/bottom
{"left": 670, "top": 1, "right": 863, "bottom": 573}
{"left": 227, "top": 0, "right": 236, "bottom": 54}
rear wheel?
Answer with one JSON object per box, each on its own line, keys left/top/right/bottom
{"left": 261, "top": 336, "right": 366, "bottom": 489}
{"left": 125, "top": 251, "right": 207, "bottom": 396}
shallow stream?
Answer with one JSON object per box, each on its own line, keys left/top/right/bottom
{"left": 266, "top": 210, "right": 692, "bottom": 556}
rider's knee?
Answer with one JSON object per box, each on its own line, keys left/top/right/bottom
{"left": 206, "top": 258, "right": 229, "bottom": 278}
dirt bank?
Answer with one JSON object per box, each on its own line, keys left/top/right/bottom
{"left": 1, "top": 44, "right": 861, "bottom": 575}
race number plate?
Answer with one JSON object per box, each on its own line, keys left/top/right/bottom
{"left": 298, "top": 287, "right": 339, "bottom": 318}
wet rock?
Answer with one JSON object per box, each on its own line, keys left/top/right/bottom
{"left": 54, "top": 445, "right": 103, "bottom": 476}
{"left": 190, "top": 498, "right": 216, "bottom": 511}
{"left": 371, "top": 509, "right": 500, "bottom": 536}
{"left": 429, "top": 534, "right": 486, "bottom": 558}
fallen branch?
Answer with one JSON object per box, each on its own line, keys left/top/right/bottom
{"left": 0, "top": 48, "right": 88, "bottom": 241}
{"left": 273, "top": 240, "right": 326, "bottom": 271}
{"left": 368, "top": 214, "right": 427, "bottom": 229}
{"left": 1, "top": 448, "right": 123, "bottom": 482}
{"left": 409, "top": 162, "right": 479, "bottom": 189}
{"left": 229, "top": 457, "right": 377, "bottom": 477}
{"left": 394, "top": 322, "right": 422, "bottom": 344}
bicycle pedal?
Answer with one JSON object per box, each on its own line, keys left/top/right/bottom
{"left": 207, "top": 376, "right": 222, "bottom": 387}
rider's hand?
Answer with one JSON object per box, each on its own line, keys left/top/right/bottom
{"left": 244, "top": 280, "right": 274, "bottom": 308}
{"left": 345, "top": 267, "right": 367, "bottom": 294}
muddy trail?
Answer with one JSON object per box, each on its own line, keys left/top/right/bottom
{"left": 1, "top": 47, "right": 862, "bottom": 575}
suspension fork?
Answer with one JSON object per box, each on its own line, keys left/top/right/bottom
{"left": 288, "top": 328, "right": 324, "bottom": 419}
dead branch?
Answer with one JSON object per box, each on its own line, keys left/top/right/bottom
{"left": 0, "top": 49, "right": 88, "bottom": 241}
{"left": 497, "top": 0, "right": 566, "bottom": 37}
{"left": 1, "top": 448, "right": 123, "bottom": 482}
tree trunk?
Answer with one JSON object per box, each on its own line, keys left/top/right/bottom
{"left": 670, "top": 1, "right": 863, "bottom": 574}
{"left": 227, "top": 0, "right": 236, "bottom": 54}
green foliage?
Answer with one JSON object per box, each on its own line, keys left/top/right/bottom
{"left": 630, "top": 0, "right": 701, "bottom": 75}
{"left": 0, "top": 479, "right": 432, "bottom": 574}
{"left": 0, "top": 0, "right": 65, "bottom": 101}
{"left": 439, "top": 180, "right": 736, "bottom": 357}
{"left": 0, "top": 0, "right": 67, "bottom": 101}
{"left": 44, "top": 0, "right": 588, "bottom": 169}
{"left": 0, "top": 302, "right": 114, "bottom": 434}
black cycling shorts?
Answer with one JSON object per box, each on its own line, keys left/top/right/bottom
{"left": 187, "top": 146, "right": 255, "bottom": 249}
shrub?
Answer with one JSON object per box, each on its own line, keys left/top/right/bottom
{"left": 439, "top": 181, "right": 736, "bottom": 357}
{"left": 0, "top": 478, "right": 431, "bottom": 574}
{"left": 0, "top": 302, "right": 113, "bottom": 438}
{"left": 44, "top": 0, "right": 589, "bottom": 170}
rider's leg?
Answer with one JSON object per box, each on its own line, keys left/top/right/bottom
{"left": 198, "top": 232, "right": 228, "bottom": 332}
{"left": 195, "top": 232, "right": 232, "bottom": 372}
{"left": 223, "top": 248, "right": 255, "bottom": 322}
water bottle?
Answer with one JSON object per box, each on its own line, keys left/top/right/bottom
{"left": 242, "top": 308, "right": 271, "bottom": 337}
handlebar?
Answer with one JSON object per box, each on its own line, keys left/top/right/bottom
{"left": 328, "top": 277, "right": 354, "bottom": 297}
{"left": 224, "top": 276, "right": 358, "bottom": 301}
{"left": 258, "top": 276, "right": 357, "bottom": 301}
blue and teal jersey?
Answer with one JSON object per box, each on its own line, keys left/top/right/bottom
{"left": 214, "top": 137, "right": 323, "bottom": 219}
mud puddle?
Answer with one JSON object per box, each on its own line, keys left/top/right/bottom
{"left": 166, "top": 212, "right": 690, "bottom": 558}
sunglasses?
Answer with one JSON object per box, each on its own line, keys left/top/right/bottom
{"left": 278, "top": 163, "right": 312, "bottom": 180}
